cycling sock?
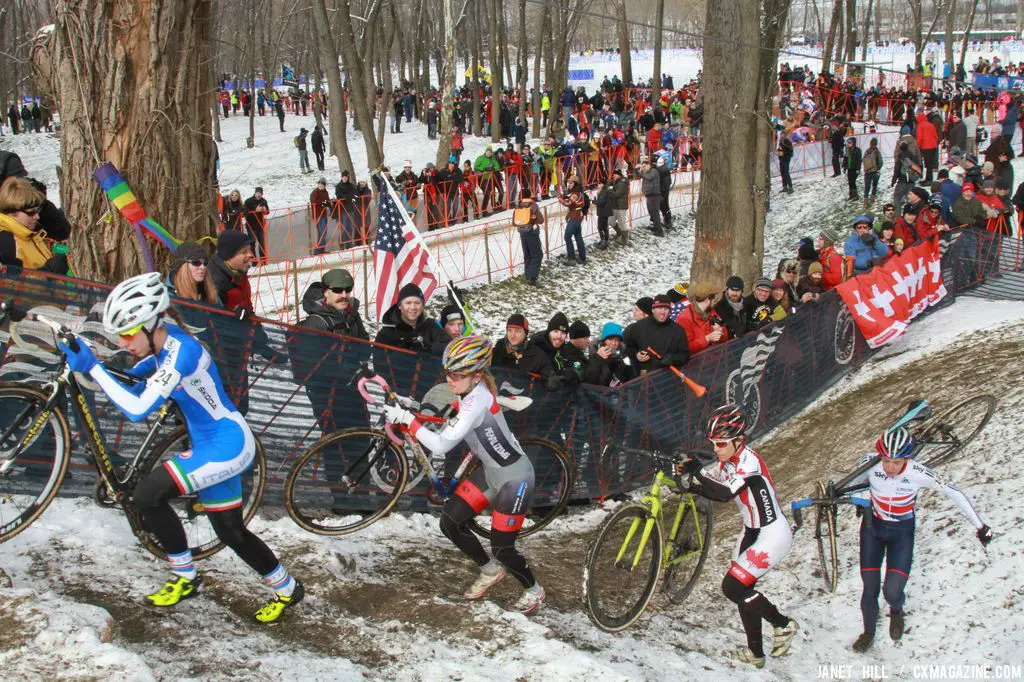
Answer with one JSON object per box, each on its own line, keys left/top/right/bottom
{"left": 263, "top": 564, "right": 296, "bottom": 597}
{"left": 168, "top": 550, "right": 197, "bottom": 581}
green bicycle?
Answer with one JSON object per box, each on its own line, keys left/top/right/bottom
{"left": 583, "top": 449, "right": 714, "bottom": 632}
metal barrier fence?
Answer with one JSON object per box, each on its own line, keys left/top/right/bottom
{"left": 1, "top": 228, "right": 1020, "bottom": 515}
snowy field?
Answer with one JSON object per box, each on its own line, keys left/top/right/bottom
{"left": 1, "top": 298, "right": 1022, "bottom": 681}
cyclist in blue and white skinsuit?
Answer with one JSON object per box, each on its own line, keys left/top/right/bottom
{"left": 59, "top": 273, "right": 303, "bottom": 624}
{"left": 381, "top": 335, "right": 545, "bottom": 615}
{"left": 845, "top": 427, "right": 992, "bottom": 652}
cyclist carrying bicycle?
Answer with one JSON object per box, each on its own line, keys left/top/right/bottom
{"left": 380, "top": 335, "right": 545, "bottom": 615}
{"left": 683, "top": 404, "right": 798, "bottom": 668}
{"left": 58, "top": 273, "right": 303, "bottom": 624}
{"left": 845, "top": 427, "right": 992, "bottom": 652}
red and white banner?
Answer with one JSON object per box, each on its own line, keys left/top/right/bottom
{"left": 836, "top": 238, "right": 947, "bottom": 348}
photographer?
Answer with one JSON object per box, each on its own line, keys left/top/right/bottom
{"left": 309, "top": 178, "right": 333, "bottom": 255}
{"left": 843, "top": 214, "right": 889, "bottom": 277}
{"left": 588, "top": 322, "right": 635, "bottom": 386}
{"left": 674, "top": 283, "right": 728, "bottom": 355}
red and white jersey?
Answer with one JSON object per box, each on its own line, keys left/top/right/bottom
{"left": 850, "top": 454, "right": 985, "bottom": 527}
{"left": 697, "top": 445, "right": 784, "bottom": 529}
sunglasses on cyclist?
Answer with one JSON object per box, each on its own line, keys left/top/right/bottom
{"left": 189, "top": 258, "right": 208, "bottom": 267}
{"left": 445, "top": 370, "right": 470, "bottom": 381}
{"left": 119, "top": 322, "right": 145, "bottom": 339}
{"left": 709, "top": 439, "right": 733, "bottom": 449}
{"left": 329, "top": 286, "right": 353, "bottom": 294}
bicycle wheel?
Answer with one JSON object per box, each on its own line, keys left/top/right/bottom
{"left": 814, "top": 481, "right": 840, "bottom": 593}
{"left": 583, "top": 503, "right": 663, "bottom": 632}
{"left": 0, "top": 384, "right": 72, "bottom": 543}
{"left": 467, "top": 437, "right": 574, "bottom": 539}
{"left": 137, "top": 426, "right": 267, "bottom": 561}
{"left": 917, "top": 394, "right": 996, "bottom": 468}
{"left": 284, "top": 427, "right": 409, "bottom": 536}
{"left": 663, "top": 495, "right": 714, "bottom": 605}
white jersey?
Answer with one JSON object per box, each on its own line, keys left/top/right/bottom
{"left": 850, "top": 454, "right": 985, "bottom": 527}
{"left": 696, "top": 445, "right": 784, "bottom": 529}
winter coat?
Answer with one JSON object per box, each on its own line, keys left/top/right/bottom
{"left": 311, "top": 128, "right": 326, "bottom": 154}
{"left": 529, "top": 331, "right": 587, "bottom": 386}
{"left": 335, "top": 179, "right": 357, "bottom": 206}
{"left": 585, "top": 343, "right": 635, "bottom": 386}
{"left": 947, "top": 120, "right": 967, "bottom": 152}
{"left": 675, "top": 304, "right": 728, "bottom": 355}
{"left": 657, "top": 163, "right": 672, "bottom": 193}
{"left": 622, "top": 315, "right": 690, "bottom": 373}
{"left": 845, "top": 145, "right": 863, "bottom": 173}
{"left": 843, "top": 232, "right": 889, "bottom": 273}
{"left": 862, "top": 146, "right": 883, "bottom": 174}
{"left": 819, "top": 245, "right": 844, "bottom": 290}
{"left": 492, "top": 338, "right": 553, "bottom": 381}
{"left": 611, "top": 177, "right": 629, "bottom": 210}
{"left": 242, "top": 196, "right": 269, "bottom": 231}
{"left": 915, "top": 114, "right": 939, "bottom": 150}
{"left": 374, "top": 304, "right": 447, "bottom": 354}
{"left": 296, "top": 282, "right": 367, "bottom": 339}
{"left": 713, "top": 296, "right": 748, "bottom": 340}
{"left": 296, "top": 130, "right": 308, "bottom": 151}
{"left": 0, "top": 213, "right": 54, "bottom": 270}
{"left": 222, "top": 197, "right": 245, "bottom": 229}
{"left": 209, "top": 255, "right": 254, "bottom": 312}
{"left": 309, "top": 187, "right": 333, "bottom": 219}
{"left": 594, "top": 185, "right": 615, "bottom": 218}
{"left": 641, "top": 168, "right": 661, "bottom": 197}
{"left": 743, "top": 294, "right": 778, "bottom": 332}
{"left": 950, "top": 195, "right": 989, "bottom": 229}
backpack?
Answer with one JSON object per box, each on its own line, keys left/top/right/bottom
{"left": 902, "top": 157, "right": 922, "bottom": 183}
{"left": 293, "top": 136, "right": 300, "bottom": 148}
{"left": 512, "top": 202, "right": 534, "bottom": 227}
{"left": 581, "top": 192, "right": 591, "bottom": 216}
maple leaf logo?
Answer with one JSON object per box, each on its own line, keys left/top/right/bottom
{"left": 745, "top": 548, "right": 770, "bottom": 570}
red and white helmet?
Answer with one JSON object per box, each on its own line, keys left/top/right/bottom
{"left": 706, "top": 404, "right": 748, "bottom": 441}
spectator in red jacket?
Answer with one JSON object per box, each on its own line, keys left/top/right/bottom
{"left": 817, "top": 228, "right": 844, "bottom": 290}
{"left": 647, "top": 123, "right": 662, "bottom": 157}
{"left": 675, "top": 283, "right": 728, "bottom": 355}
{"left": 915, "top": 111, "right": 939, "bottom": 183}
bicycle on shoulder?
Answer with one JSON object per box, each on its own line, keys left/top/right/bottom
{"left": 791, "top": 394, "right": 995, "bottom": 593}
{"left": 583, "top": 446, "right": 715, "bottom": 632}
{"left": 0, "top": 299, "right": 267, "bottom": 558}
{"left": 284, "top": 360, "right": 574, "bottom": 538}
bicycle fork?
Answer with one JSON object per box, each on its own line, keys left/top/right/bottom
{"left": 616, "top": 489, "right": 664, "bottom": 571}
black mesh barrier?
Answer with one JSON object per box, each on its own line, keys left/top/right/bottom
{"left": 0, "top": 228, "right": 1021, "bottom": 514}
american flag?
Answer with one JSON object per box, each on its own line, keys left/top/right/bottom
{"left": 372, "top": 174, "right": 438, "bottom": 320}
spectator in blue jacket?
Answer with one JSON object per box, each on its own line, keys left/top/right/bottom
{"left": 844, "top": 215, "right": 889, "bottom": 275}
{"left": 937, "top": 169, "right": 960, "bottom": 222}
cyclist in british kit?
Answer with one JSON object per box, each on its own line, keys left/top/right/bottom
{"left": 380, "top": 335, "right": 545, "bottom": 615}
{"left": 681, "top": 404, "right": 798, "bottom": 668}
{"left": 845, "top": 427, "right": 992, "bottom": 652}
{"left": 58, "top": 273, "right": 303, "bottom": 624}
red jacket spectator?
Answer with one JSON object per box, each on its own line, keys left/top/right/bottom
{"left": 819, "top": 243, "right": 844, "bottom": 290}
{"left": 647, "top": 126, "right": 662, "bottom": 155}
{"left": 915, "top": 113, "right": 939, "bottom": 151}
{"left": 675, "top": 300, "right": 729, "bottom": 355}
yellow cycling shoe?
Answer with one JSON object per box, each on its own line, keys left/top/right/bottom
{"left": 254, "top": 580, "right": 305, "bottom": 624}
{"left": 146, "top": 574, "right": 203, "bottom": 607}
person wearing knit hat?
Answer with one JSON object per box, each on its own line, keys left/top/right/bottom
{"left": 590, "top": 321, "right": 633, "bottom": 386}
{"left": 243, "top": 187, "right": 269, "bottom": 260}
{"left": 547, "top": 311, "right": 569, "bottom": 334}
{"left": 633, "top": 296, "right": 654, "bottom": 320}
{"left": 373, "top": 282, "right": 446, "bottom": 363}
{"left": 507, "top": 313, "right": 528, "bottom": 332}
{"left": 169, "top": 241, "right": 217, "bottom": 307}
{"left": 675, "top": 283, "right": 727, "bottom": 354}
{"left": 530, "top": 311, "right": 587, "bottom": 387}
{"left": 713, "top": 275, "right": 747, "bottom": 340}
{"left": 216, "top": 229, "right": 253, "bottom": 261}
{"left": 744, "top": 276, "right": 779, "bottom": 331}
{"left": 439, "top": 303, "right": 466, "bottom": 339}
{"left": 568, "top": 320, "right": 591, "bottom": 351}
{"left": 624, "top": 290, "right": 690, "bottom": 373}
{"left": 797, "top": 261, "right": 824, "bottom": 304}
{"left": 814, "top": 229, "right": 843, "bottom": 291}
{"left": 907, "top": 186, "right": 929, "bottom": 207}
{"left": 492, "top": 313, "right": 551, "bottom": 381}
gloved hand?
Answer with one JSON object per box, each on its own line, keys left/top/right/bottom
{"left": 544, "top": 373, "right": 563, "bottom": 392}
{"left": 58, "top": 340, "right": 97, "bottom": 374}
{"left": 395, "top": 394, "right": 417, "bottom": 409}
{"left": 660, "top": 355, "right": 674, "bottom": 367}
{"left": 381, "top": 402, "right": 414, "bottom": 426}
{"left": 977, "top": 524, "right": 993, "bottom": 547}
{"left": 861, "top": 231, "right": 877, "bottom": 246}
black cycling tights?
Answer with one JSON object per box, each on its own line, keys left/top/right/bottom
{"left": 722, "top": 572, "right": 791, "bottom": 658}
{"left": 440, "top": 495, "right": 536, "bottom": 588}
{"left": 134, "top": 467, "right": 278, "bottom": 575}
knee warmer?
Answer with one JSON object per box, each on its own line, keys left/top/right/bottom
{"left": 133, "top": 467, "right": 179, "bottom": 510}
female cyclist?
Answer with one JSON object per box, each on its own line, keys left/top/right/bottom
{"left": 846, "top": 427, "right": 992, "bottom": 652}
{"left": 58, "top": 273, "right": 303, "bottom": 624}
{"left": 381, "top": 335, "right": 545, "bottom": 615}
{"left": 683, "top": 404, "right": 798, "bottom": 668}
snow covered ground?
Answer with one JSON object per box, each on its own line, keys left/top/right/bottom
{"left": 1, "top": 297, "right": 1022, "bottom": 681}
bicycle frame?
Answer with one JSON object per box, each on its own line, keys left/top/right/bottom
{"left": 616, "top": 470, "right": 706, "bottom": 572}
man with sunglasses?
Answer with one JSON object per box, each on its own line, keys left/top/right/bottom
{"left": 843, "top": 428, "right": 991, "bottom": 652}
{"left": 58, "top": 273, "right": 304, "bottom": 623}
{"left": 680, "top": 404, "right": 797, "bottom": 667}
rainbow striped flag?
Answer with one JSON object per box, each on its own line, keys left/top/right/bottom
{"left": 92, "top": 163, "right": 181, "bottom": 251}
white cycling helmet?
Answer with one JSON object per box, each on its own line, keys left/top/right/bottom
{"left": 102, "top": 272, "right": 170, "bottom": 335}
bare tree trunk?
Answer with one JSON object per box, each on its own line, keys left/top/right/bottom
{"left": 530, "top": 3, "right": 547, "bottom": 138}
{"left": 499, "top": 3, "right": 513, "bottom": 88}
{"left": 1018, "top": 0, "right": 1024, "bottom": 37}
{"left": 516, "top": 0, "right": 529, "bottom": 121}
{"left": 31, "top": 0, "right": 217, "bottom": 281}
{"left": 436, "top": 0, "right": 457, "bottom": 166}
{"left": 861, "top": 0, "right": 873, "bottom": 61}
{"left": 310, "top": 0, "right": 354, "bottom": 174}
{"left": 651, "top": 0, "right": 665, "bottom": 109}
{"left": 487, "top": 0, "right": 502, "bottom": 142}
{"left": 909, "top": 0, "right": 923, "bottom": 69}
{"left": 692, "top": 0, "right": 774, "bottom": 288}
{"left": 958, "top": 0, "right": 980, "bottom": 72}
{"left": 823, "top": 0, "right": 843, "bottom": 73}
{"left": 844, "top": 0, "right": 856, "bottom": 62}
{"left": 471, "top": 0, "right": 483, "bottom": 137}
{"left": 874, "top": 0, "right": 882, "bottom": 42}
{"left": 615, "top": 0, "right": 632, "bottom": 84}
{"left": 944, "top": 0, "right": 956, "bottom": 80}
{"left": 335, "top": 0, "right": 383, "bottom": 170}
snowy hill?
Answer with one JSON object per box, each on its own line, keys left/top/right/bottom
{"left": 1, "top": 298, "right": 1022, "bottom": 681}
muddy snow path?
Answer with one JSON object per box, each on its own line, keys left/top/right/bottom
{"left": 1, "top": 302, "right": 1022, "bottom": 681}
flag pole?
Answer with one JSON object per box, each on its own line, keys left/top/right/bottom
{"left": 373, "top": 171, "right": 474, "bottom": 327}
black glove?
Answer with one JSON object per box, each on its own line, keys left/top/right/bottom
{"left": 660, "top": 355, "right": 674, "bottom": 368}
{"left": 977, "top": 524, "right": 993, "bottom": 547}
{"left": 861, "top": 231, "right": 876, "bottom": 246}
{"left": 544, "top": 373, "right": 563, "bottom": 392}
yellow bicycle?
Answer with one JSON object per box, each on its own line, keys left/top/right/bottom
{"left": 583, "top": 449, "right": 714, "bottom": 632}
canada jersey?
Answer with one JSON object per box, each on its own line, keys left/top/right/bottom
{"left": 696, "top": 445, "right": 784, "bottom": 529}
{"left": 410, "top": 381, "right": 526, "bottom": 471}
{"left": 849, "top": 454, "right": 985, "bottom": 527}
